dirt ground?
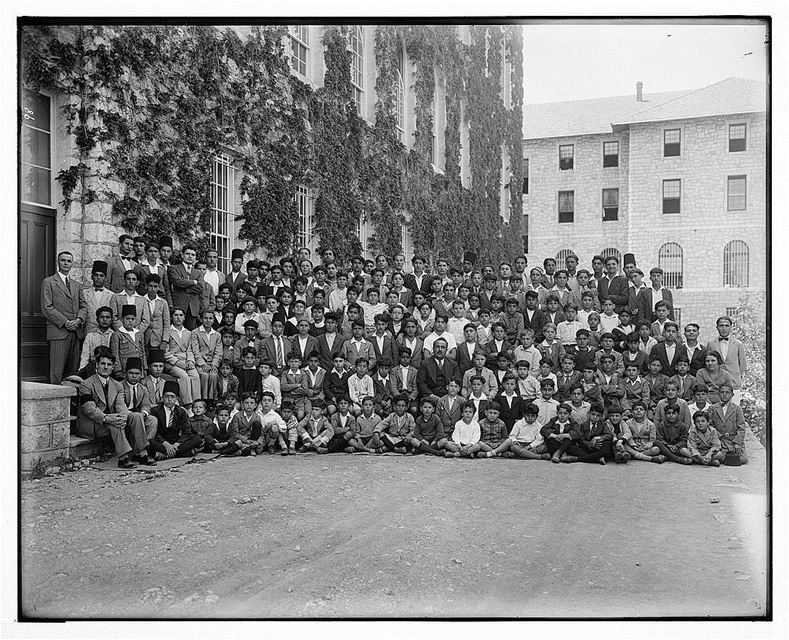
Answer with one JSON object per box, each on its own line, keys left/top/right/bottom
{"left": 20, "top": 430, "right": 768, "bottom": 619}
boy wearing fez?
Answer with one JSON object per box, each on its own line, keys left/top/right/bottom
{"left": 110, "top": 304, "right": 147, "bottom": 380}
{"left": 149, "top": 380, "right": 203, "bottom": 459}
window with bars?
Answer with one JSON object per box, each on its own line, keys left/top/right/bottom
{"left": 663, "top": 179, "right": 681, "bottom": 214}
{"left": 349, "top": 26, "right": 364, "bottom": 115}
{"left": 673, "top": 308, "right": 682, "bottom": 326}
{"left": 664, "top": 129, "right": 681, "bottom": 156}
{"left": 559, "top": 144, "right": 574, "bottom": 170}
{"left": 289, "top": 26, "right": 309, "bottom": 77}
{"left": 723, "top": 240, "right": 749, "bottom": 287}
{"left": 556, "top": 249, "right": 575, "bottom": 267}
{"left": 600, "top": 247, "right": 621, "bottom": 264}
{"left": 558, "top": 190, "right": 574, "bottom": 223}
{"left": 727, "top": 175, "right": 747, "bottom": 211}
{"left": 21, "top": 89, "right": 52, "bottom": 207}
{"left": 602, "top": 188, "right": 619, "bottom": 221}
{"left": 725, "top": 306, "right": 741, "bottom": 320}
{"left": 729, "top": 123, "right": 747, "bottom": 152}
{"left": 659, "top": 242, "right": 684, "bottom": 289}
{"left": 395, "top": 47, "right": 405, "bottom": 143}
{"left": 210, "top": 155, "right": 234, "bottom": 273}
{"left": 522, "top": 158, "right": 529, "bottom": 194}
{"left": 603, "top": 141, "right": 619, "bottom": 168}
{"left": 294, "top": 185, "right": 315, "bottom": 251}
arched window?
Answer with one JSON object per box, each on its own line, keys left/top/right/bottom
{"left": 600, "top": 247, "right": 621, "bottom": 264}
{"left": 658, "top": 242, "right": 684, "bottom": 289}
{"left": 395, "top": 46, "right": 405, "bottom": 142}
{"left": 723, "top": 240, "right": 749, "bottom": 287}
{"left": 349, "top": 26, "right": 364, "bottom": 114}
{"left": 556, "top": 249, "right": 575, "bottom": 268}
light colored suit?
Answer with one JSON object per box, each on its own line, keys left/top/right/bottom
{"left": 111, "top": 292, "right": 151, "bottom": 333}
{"left": 709, "top": 401, "right": 747, "bottom": 456}
{"left": 163, "top": 326, "right": 200, "bottom": 405}
{"left": 40, "top": 272, "right": 86, "bottom": 383}
{"left": 80, "top": 287, "right": 115, "bottom": 336}
{"left": 191, "top": 327, "right": 222, "bottom": 399}
{"left": 389, "top": 364, "right": 419, "bottom": 401}
{"left": 79, "top": 328, "right": 114, "bottom": 370}
{"left": 142, "top": 296, "right": 171, "bottom": 349}
{"left": 707, "top": 335, "right": 747, "bottom": 389}
{"left": 106, "top": 254, "right": 143, "bottom": 294}
{"left": 138, "top": 262, "right": 173, "bottom": 307}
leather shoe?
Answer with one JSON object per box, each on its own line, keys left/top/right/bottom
{"left": 136, "top": 455, "right": 157, "bottom": 466}
{"left": 118, "top": 457, "right": 137, "bottom": 469}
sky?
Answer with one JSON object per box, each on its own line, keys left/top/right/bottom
{"left": 522, "top": 20, "right": 769, "bottom": 105}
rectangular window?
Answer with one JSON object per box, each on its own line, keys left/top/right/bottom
{"left": 673, "top": 308, "right": 681, "bottom": 326}
{"left": 729, "top": 123, "right": 747, "bottom": 152}
{"left": 663, "top": 129, "right": 681, "bottom": 157}
{"left": 522, "top": 159, "right": 529, "bottom": 194}
{"left": 558, "top": 190, "right": 574, "bottom": 224}
{"left": 521, "top": 234, "right": 529, "bottom": 254}
{"left": 602, "top": 188, "right": 619, "bottom": 221}
{"left": 559, "top": 144, "right": 574, "bottom": 170}
{"left": 21, "top": 89, "right": 52, "bottom": 207}
{"left": 727, "top": 175, "right": 747, "bottom": 211}
{"left": 294, "top": 185, "right": 315, "bottom": 250}
{"left": 289, "top": 26, "right": 309, "bottom": 77}
{"left": 210, "top": 155, "right": 235, "bottom": 273}
{"left": 662, "top": 179, "right": 681, "bottom": 214}
{"left": 603, "top": 141, "right": 619, "bottom": 167}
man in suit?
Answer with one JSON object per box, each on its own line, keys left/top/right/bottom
{"left": 194, "top": 259, "right": 217, "bottom": 315}
{"left": 521, "top": 291, "right": 547, "bottom": 343}
{"left": 77, "top": 352, "right": 155, "bottom": 468}
{"left": 111, "top": 270, "right": 150, "bottom": 333}
{"left": 141, "top": 273, "right": 171, "bottom": 351}
{"left": 416, "top": 338, "right": 462, "bottom": 404}
{"left": 707, "top": 316, "right": 748, "bottom": 404}
{"left": 455, "top": 326, "right": 481, "bottom": 375}
{"left": 41, "top": 251, "right": 87, "bottom": 383}
{"left": 709, "top": 384, "right": 748, "bottom": 464}
{"left": 142, "top": 349, "right": 168, "bottom": 406}
{"left": 225, "top": 248, "right": 247, "bottom": 292}
{"left": 149, "top": 381, "right": 203, "bottom": 459}
{"left": 316, "top": 312, "right": 346, "bottom": 371}
{"left": 597, "top": 255, "right": 630, "bottom": 314}
{"left": 291, "top": 318, "right": 321, "bottom": 367}
{"left": 80, "top": 260, "right": 116, "bottom": 336}
{"left": 121, "top": 356, "right": 159, "bottom": 443}
{"left": 637, "top": 267, "right": 675, "bottom": 323}
{"left": 260, "top": 317, "right": 293, "bottom": 376}
{"left": 404, "top": 255, "right": 432, "bottom": 297}
{"left": 683, "top": 323, "right": 708, "bottom": 376}
{"left": 650, "top": 322, "right": 684, "bottom": 378}
{"left": 158, "top": 235, "right": 174, "bottom": 271}
{"left": 168, "top": 245, "right": 203, "bottom": 330}
{"left": 137, "top": 243, "right": 173, "bottom": 308}
{"left": 106, "top": 234, "right": 143, "bottom": 293}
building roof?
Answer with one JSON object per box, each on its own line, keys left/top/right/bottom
{"left": 523, "top": 77, "right": 766, "bottom": 140}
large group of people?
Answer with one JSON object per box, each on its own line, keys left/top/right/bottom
{"left": 40, "top": 234, "right": 749, "bottom": 469}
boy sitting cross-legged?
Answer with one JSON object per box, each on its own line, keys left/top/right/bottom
{"left": 620, "top": 400, "right": 664, "bottom": 463}
{"left": 210, "top": 405, "right": 241, "bottom": 456}
{"left": 407, "top": 396, "right": 447, "bottom": 456}
{"left": 655, "top": 404, "right": 693, "bottom": 465}
{"left": 228, "top": 393, "right": 264, "bottom": 456}
{"left": 327, "top": 396, "right": 359, "bottom": 453}
{"left": 377, "top": 395, "right": 416, "bottom": 454}
{"left": 688, "top": 410, "right": 724, "bottom": 467}
{"left": 257, "top": 390, "right": 289, "bottom": 454}
{"left": 296, "top": 398, "right": 333, "bottom": 453}
{"left": 563, "top": 403, "right": 614, "bottom": 465}
{"left": 352, "top": 396, "right": 383, "bottom": 453}
{"left": 540, "top": 401, "right": 576, "bottom": 463}
{"left": 508, "top": 403, "right": 550, "bottom": 460}
{"left": 476, "top": 402, "right": 511, "bottom": 458}
{"left": 444, "top": 401, "right": 482, "bottom": 458}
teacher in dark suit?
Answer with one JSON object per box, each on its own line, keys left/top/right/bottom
{"left": 416, "top": 337, "right": 461, "bottom": 404}
{"left": 597, "top": 254, "right": 630, "bottom": 314}
{"left": 168, "top": 245, "right": 203, "bottom": 330}
{"left": 41, "top": 251, "right": 86, "bottom": 383}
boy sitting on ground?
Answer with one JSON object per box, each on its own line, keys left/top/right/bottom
{"left": 377, "top": 395, "right": 416, "bottom": 454}
{"left": 688, "top": 410, "right": 724, "bottom": 467}
{"left": 444, "top": 401, "right": 482, "bottom": 458}
{"left": 476, "top": 402, "right": 511, "bottom": 458}
{"left": 620, "top": 400, "right": 664, "bottom": 463}
{"left": 655, "top": 404, "right": 692, "bottom": 465}
{"left": 407, "top": 396, "right": 446, "bottom": 456}
{"left": 508, "top": 403, "right": 550, "bottom": 460}
{"left": 352, "top": 396, "right": 382, "bottom": 453}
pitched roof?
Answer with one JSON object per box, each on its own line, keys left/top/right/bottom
{"left": 523, "top": 77, "right": 766, "bottom": 140}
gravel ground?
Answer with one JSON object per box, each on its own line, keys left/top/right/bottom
{"left": 20, "top": 429, "right": 768, "bottom": 619}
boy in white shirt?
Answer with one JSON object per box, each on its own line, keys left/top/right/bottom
{"left": 599, "top": 297, "right": 620, "bottom": 333}
{"left": 513, "top": 328, "right": 541, "bottom": 373}
{"left": 358, "top": 288, "right": 388, "bottom": 336}
{"left": 259, "top": 361, "right": 282, "bottom": 408}
{"left": 514, "top": 360, "right": 540, "bottom": 401}
{"left": 508, "top": 403, "right": 550, "bottom": 459}
{"left": 444, "top": 401, "right": 482, "bottom": 458}
{"left": 556, "top": 304, "right": 583, "bottom": 347}
{"left": 256, "top": 391, "right": 288, "bottom": 454}
{"left": 447, "top": 300, "right": 470, "bottom": 346}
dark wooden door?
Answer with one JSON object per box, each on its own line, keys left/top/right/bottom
{"left": 20, "top": 204, "right": 55, "bottom": 381}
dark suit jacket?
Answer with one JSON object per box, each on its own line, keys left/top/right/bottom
{"left": 404, "top": 272, "right": 433, "bottom": 297}
{"left": 637, "top": 287, "right": 675, "bottom": 323}
{"left": 494, "top": 393, "right": 524, "bottom": 433}
{"left": 137, "top": 262, "right": 173, "bottom": 307}
{"left": 456, "top": 340, "right": 482, "bottom": 375}
{"left": 521, "top": 308, "right": 547, "bottom": 342}
{"left": 368, "top": 334, "right": 399, "bottom": 367}
{"left": 106, "top": 254, "right": 143, "bottom": 293}
{"left": 290, "top": 334, "right": 321, "bottom": 366}
{"left": 225, "top": 270, "right": 247, "bottom": 291}
{"left": 260, "top": 334, "right": 293, "bottom": 374}
{"left": 41, "top": 273, "right": 86, "bottom": 341}
{"left": 417, "top": 357, "right": 462, "bottom": 398}
{"left": 685, "top": 344, "right": 708, "bottom": 376}
{"left": 317, "top": 332, "right": 347, "bottom": 370}
{"left": 650, "top": 341, "right": 684, "bottom": 378}
{"left": 150, "top": 403, "right": 192, "bottom": 443}
{"left": 598, "top": 275, "right": 630, "bottom": 313}
{"left": 555, "top": 370, "right": 584, "bottom": 402}
{"left": 168, "top": 264, "right": 202, "bottom": 317}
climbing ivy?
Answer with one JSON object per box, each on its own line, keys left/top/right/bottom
{"left": 21, "top": 23, "right": 523, "bottom": 265}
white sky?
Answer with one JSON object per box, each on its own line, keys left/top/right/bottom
{"left": 522, "top": 20, "right": 769, "bottom": 105}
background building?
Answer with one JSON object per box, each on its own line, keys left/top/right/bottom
{"left": 20, "top": 24, "right": 523, "bottom": 380}
{"left": 522, "top": 77, "right": 766, "bottom": 335}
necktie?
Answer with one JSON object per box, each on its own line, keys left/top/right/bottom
{"left": 156, "top": 380, "right": 162, "bottom": 403}
{"left": 102, "top": 381, "right": 110, "bottom": 408}
{"left": 130, "top": 386, "right": 137, "bottom": 410}
{"left": 186, "top": 265, "right": 192, "bottom": 275}
{"left": 167, "top": 409, "right": 173, "bottom": 429}
{"left": 64, "top": 276, "right": 71, "bottom": 291}
{"left": 276, "top": 339, "right": 283, "bottom": 368}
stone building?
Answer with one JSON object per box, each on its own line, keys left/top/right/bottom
{"left": 522, "top": 77, "right": 767, "bottom": 336}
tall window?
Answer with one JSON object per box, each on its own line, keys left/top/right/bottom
{"left": 289, "top": 26, "right": 309, "bottom": 76}
{"left": 600, "top": 247, "right": 621, "bottom": 264}
{"left": 559, "top": 144, "right": 574, "bottom": 170}
{"left": 602, "top": 188, "right": 619, "bottom": 221}
{"left": 349, "top": 26, "right": 364, "bottom": 115}
{"left": 603, "top": 141, "right": 619, "bottom": 167}
{"left": 556, "top": 249, "right": 575, "bottom": 267}
{"left": 210, "top": 154, "right": 234, "bottom": 273}
{"left": 395, "top": 46, "right": 405, "bottom": 142}
{"left": 558, "top": 190, "right": 574, "bottom": 224}
{"left": 522, "top": 159, "right": 529, "bottom": 195}
{"left": 727, "top": 175, "right": 747, "bottom": 211}
{"left": 723, "top": 240, "right": 749, "bottom": 287}
{"left": 659, "top": 242, "right": 684, "bottom": 289}
{"left": 729, "top": 123, "right": 747, "bottom": 152}
{"left": 21, "top": 89, "right": 52, "bottom": 207}
{"left": 294, "top": 185, "right": 315, "bottom": 251}
{"left": 663, "top": 129, "right": 681, "bottom": 156}
{"left": 663, "top": 179, "right": 681, "bottom": 214}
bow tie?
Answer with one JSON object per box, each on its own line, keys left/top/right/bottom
{"left": 719, "top": 337, "right": 729, "bottom": 342}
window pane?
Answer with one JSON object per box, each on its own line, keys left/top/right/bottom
{"left": 559, "top": 145, "right": 573, "bottom": 159}
{"left": 663, "top": 180, "right": 681, "bottom": 199}
{"left": 21, "top": 164, "right": 51, "bottom": 205}
{"left": 21, "top": 90, "right": 51, "bottom": 133}
{"left": 729, "top": 124, "right": 746, "bottom": 140}
{"left": 664, "top": 129, "right": 680, "bottom": 144}
{"left": 558, "top": 191, "right": 574, "bottom": 212}
{"left": 728, "top": 176, "right": 746, "bottom": 211}
{"left": 602, "top": 188, "right": 618, "bottom": 207}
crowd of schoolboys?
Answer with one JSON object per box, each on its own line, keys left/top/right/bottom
{"left": 65, "top": 237, "right": 749, "bottom": 469}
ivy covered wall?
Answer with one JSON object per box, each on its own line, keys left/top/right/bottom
{"left": 21, "top": 23, "right": 523, "bottom": 269}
